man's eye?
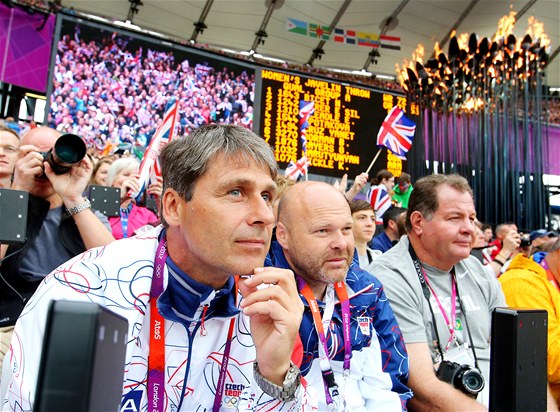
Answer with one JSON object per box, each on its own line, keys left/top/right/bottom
{"left": 262, "top": 193, "right": 272, "bottom": 202}
{"left": 230, "top": 189, "right": 241, "bottom": 196}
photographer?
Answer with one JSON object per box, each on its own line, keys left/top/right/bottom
{"left": 0, "top": 127, "right": 114, "bottom": 369}
{"left": 374, "top": 174, "right": 504, "bottom": 410}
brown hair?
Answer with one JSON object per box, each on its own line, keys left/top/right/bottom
{"left": 350, "top": 199, "right": 373, "bottom": 215}
{"left": 405, "top": 174, "right": 473, "bottom": 232}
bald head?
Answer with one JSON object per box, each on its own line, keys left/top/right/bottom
{"left": 277, "top": 181, "right": 350, "bottom": 227}
{"left": 276, "top": 181, "right": 354, "bottom": 297}
{"left": 21, "top": 127, "right": 61, "bottom": 152}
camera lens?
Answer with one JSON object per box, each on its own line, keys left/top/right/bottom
{"left": 459, "top": 368, "right": 485, "bottom": 395}
{"left": 46, "top": 134, "right": 87, "bottom": 174}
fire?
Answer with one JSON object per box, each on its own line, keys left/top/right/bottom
{"left": 494, "top": 11, "right": 517, "bottom": 41}
{"left": 457, "top": 33, "right": 469, "bottom": 50}
{"left": 412, "top": 44, "right": 425, "bottom": 64}
{"left": 527, "top": 16, "right": 551, "bottom": 49}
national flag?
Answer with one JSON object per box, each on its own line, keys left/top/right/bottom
{"left": 344, "top": 29, "right": 356, "bottom": 45}
{"left": 285, "top": 156, "right": 311, "bottom": 181}
{"left": 357, "top": 32, "right": 379, "bottom": 48}
{"left": 299, "top": 100, "right": 315, "bottom": 155}
{"left": 366, "top": 184, "right": 392, "bottom": 225}
{"left": 380, "top": 35, "right": 401, "bottom": 50}
{"left": 309, "top": 23, "right": 330, "bottom": 40}
{"left": 333, "top": 28, "right": 345, "bottom": 43}
{"left": 286, "top": 18, "right": 308, "bottom": 36}
{"left": 129, "top": 98, "right": 179, "bottom": 203}
{"left": 376, "top": 106, "right": 416, "bottom": 160}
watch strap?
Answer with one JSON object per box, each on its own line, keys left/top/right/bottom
{"left": 66, "top": 198, "right": 91, "bottom": 216}
{"left": 253, "top": 361, "right": 301, "bottom": 402}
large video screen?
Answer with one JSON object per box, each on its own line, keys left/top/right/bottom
{"left": 47, "top": 15, "right": 255, "bottom": 151}
{"left": 255, "top": 68, "right": 407, "bottom": 178}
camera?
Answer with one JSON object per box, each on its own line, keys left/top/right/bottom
{"left": 41, "top": 134, "right": 87, "bottom": 175}
{"left": 520, "top": 234, "right": 531, "bottom": 248}
{"left": 436, "top": 360, "right": 485, "bottom": 397}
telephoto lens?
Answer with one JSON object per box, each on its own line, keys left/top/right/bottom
{"left": 43, "top": 134, "right": 87, "bottom": 175}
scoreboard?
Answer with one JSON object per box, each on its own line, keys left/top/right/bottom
{"left": 256, "top": 68, "right": 408, "bottom": 179}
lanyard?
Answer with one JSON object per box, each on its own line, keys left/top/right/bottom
{"left": 148, "top": 236, "right": 237, "bottom": 412}
{"left": 298, "top": 278, "right": 352, "bottom": 407}
{"left": 408, "top": 241, "right": 480, "bottom": 369}
{"left": 541, "top": 259, "right": 560, "bottom": 292}
{"left": 423, "top": 268, "right": 457, "bottom": 352}
{"left": 120, "top": 206, "right": 130, "bottom": 238}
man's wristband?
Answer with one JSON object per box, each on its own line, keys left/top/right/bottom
{"left": 66, "top": 199, "right": 91, "bottom": 216}
{"left": 493, "top": 257, "right": 505, "bottom": 266}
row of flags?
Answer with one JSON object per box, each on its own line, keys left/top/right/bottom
{"left": 286, "top": 18, "right": 401, "bottom": 50}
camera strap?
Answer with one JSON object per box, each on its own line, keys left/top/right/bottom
{"left": 408, "top": 242, "right": 480, "bottom": 370}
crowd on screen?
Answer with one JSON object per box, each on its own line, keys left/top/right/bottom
{"left": 48, "top": 31, "right": 255, "bottom": 152}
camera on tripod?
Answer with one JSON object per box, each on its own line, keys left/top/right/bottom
{"left": 40, "top": 134, "right": 87, "bottom": 175}
{"left": 436, "top": 360, "right": 485, "bottom": 397}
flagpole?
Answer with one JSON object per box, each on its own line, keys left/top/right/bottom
{"left": 365, "top": 148, "right": 382, "bottom": 174}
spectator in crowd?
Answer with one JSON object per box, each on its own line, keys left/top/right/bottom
{"left": 370, "top": 207, "right": 407, "bottom": 253}
{"left": 0, "top": 127, "right": 114, "bottom": 370}
{"left": 531, "top": 229, "right": 558, "bottom": 249}
{"left": 392, "top": 172, "right": 413, "bottom": 208}
{"left": 487, "top": 222, "right": 519, "bottom": 261}
{"left": 272, "top": 174, "right": 295, "bottom": 219}
{"left": 0, "top": 125, "right": 20, "bottom": 188}
{"left": 470, "top": 221, "right": 488, "bottom": 264}
{"left": 366, "top": 169, "right": 395, "bottom": 225}
{"left": 481, "top": 223, "right": 493, "bottom": 245}
{"left": 350, "top": 200, "right": 382, "bottom": 271}
{"left": 374, "top": 174, "right": 505, "bottom": 409}
{"left": 2, "top": 124, "right": 306, "bottom": 411}
{"left": 499, "top": 237, "right": 560, "bottom": 407}
{"left": 267, "top": 181, "right": 412, "bottom": 411}
{"left": 105, "top": 157, "right": 160, "bottom": 239}
{"left": 89, "top": 156, "right": 113, "bottom": 186}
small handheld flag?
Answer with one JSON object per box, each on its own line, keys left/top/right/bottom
{"left": 129, "top": 98, "right": 178, "bottom": 202}
{"left": 365, "top": 106, "right": 416, "bottom": 174}
{"left": 376, "top": 106, "right": 416, "bottom": 160}
{"left": 285, "top": 156, "right": 311, "bottom": 181}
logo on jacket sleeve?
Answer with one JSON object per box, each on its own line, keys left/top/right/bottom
{"left": 357, "top": 316, "right": 371, "bottom": 335}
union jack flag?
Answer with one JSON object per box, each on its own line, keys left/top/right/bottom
{"left": 299, "top": 101, "right": 315, "bottom": 155}
{"left": 366, "top": 185, "right": 392, "bottom": 225}
{"left": 285, "top": 156, "right": 311, "bottom": 181}
{"left": 377, "top": 106, "right": 416, "bottom": 160}
{"left": 129, "top": 98, "right": 178, "bottom": 203}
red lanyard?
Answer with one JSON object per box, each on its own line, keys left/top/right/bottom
{"left": 148, "top": 236, "right": 237, "bottom": 412}
{"left": 423, "top": 270, "right": 457, "bottom": 352}
{"left": 299, "top": 279, "right": 352, "bottom": 406}
{"left": 541, "top": 259, "right": 560, "bottom": 292}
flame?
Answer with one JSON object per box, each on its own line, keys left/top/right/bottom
{"left": 412, "top": 44, "right": 425, "bottom": 64}
{"left": 527, "top": 16, "right": 551, "bottom": 49}
{"left": 462, "top": 97, "right": 484, "bottom": 112}
{"left": 494, "top": 11, "right": 517, "bottom": 40}
{"left": 434, "top": 41, "right": 442, "bottom": 57}
{"left": 457, "top": 33, "right": 469, "bottom": 50}
{"left": 396, "top": 62, "right": 407, "bottom": 88}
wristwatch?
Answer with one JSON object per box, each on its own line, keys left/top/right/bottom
{"left": 253, "top": 361, "right": 301, "bottom": 402}
{"left": 66, "top": 199, "right": 91, "bottom": 216}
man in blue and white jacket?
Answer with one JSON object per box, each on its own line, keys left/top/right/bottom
{"left": 267, "top": 181, "right": 413, "bottom": 411}
{"left": 2, "top": 125, "right": 306, "bottom": 412}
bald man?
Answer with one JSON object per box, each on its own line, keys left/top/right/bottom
{"left": 0, "top": 127, "right": 114, "bottom": 368}
{"left": 266, "top": 181, "right": 412, "bottom": 411}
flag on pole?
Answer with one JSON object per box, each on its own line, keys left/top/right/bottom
{"left": 129, "top": 98, "right": 179, "bottom": 203}
{"left": 299, "top": 100, "right": 315, "bottom": 155}
{"left": 377, "top": 106, "right": 416, "bottom": 160}
{"left": 285, "top": 156, "right": 311, "bottom": 181}
{"left": 366, "top": 185, "right": 392, "bottom": 225}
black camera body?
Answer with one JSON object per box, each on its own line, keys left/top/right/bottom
{"left": 436, "top": 360, "right": 485, "bottom": 397}
{"left": 519, "top": 234, "right": 531, "bottom": 248}
{"left": 41, "top": 134, "right": 87, "bottom": 175}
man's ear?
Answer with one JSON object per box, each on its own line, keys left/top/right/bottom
{"left": 276, "top": 221, "right": 289, "bottom": 248}
{"left": 161, "top": 189, "right": 184, "bottom": 227}
{"left": 409, "top": 210, "right": 423, "bottom": 235}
